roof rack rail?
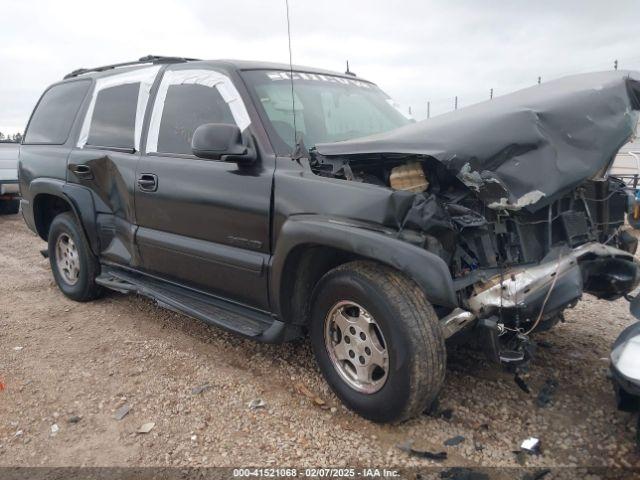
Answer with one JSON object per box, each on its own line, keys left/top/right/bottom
{"left": 63, "top": 55, "right": 201, "bottom": 79}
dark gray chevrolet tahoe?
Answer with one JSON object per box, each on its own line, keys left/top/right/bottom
{"left": 18, "top": 56, "right": 640, "bottom": 422}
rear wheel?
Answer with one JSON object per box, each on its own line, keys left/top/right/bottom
{"left": 310, "top": 260, "right": 446, "bottom": 423}
{"left": 48, "top": 212, "right": 102, "bottom": 302}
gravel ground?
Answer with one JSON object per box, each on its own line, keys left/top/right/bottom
{"left": 0, "top": 212, "right": 639, "bottom": 470}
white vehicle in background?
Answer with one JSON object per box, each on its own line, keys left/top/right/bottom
{"left": 0, "top": 143, "right": 20, "bottom": 214}
{"left": 611, "top": 122, "right": 640, "bottom": 228}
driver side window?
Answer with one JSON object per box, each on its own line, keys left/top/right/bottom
{"left": 157, "top": 84, "right": 234, "bottom": 155}
{"left": 146, "top": 69, "right": 251, "bottom": 156}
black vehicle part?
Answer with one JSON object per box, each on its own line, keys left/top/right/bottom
{"left": 316, "top": 71, "right": 640, "bottom": 213}
{"left": 581, "top": 256, "right": 640, "bottom": 300}
{"left": 96, "top": 267, "right": 300, "bottom": 343}
{"left": 271, "top": 215, "right": 458, "bottom": 320}
{"left": 48, "top": 212, "right": 102, "bottom": 302}
{"left": 64, "top": 55, "right": 200, "bottom": 79}
{"left": 0, "top": 198, "right": 19, "bottom": 215}
{"left": 309, "top": 261, "right": 446, "bottom": 423}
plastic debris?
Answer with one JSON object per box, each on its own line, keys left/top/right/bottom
{"left": 440, "top": 408, "right": 454, "bottom": 421}
{"left": 397, "top": 440, "right": 447, "bottom": 460}
{"left": 13, "top": 346, "right": 23, "bottom": 352}
{"left": 67, "top": 415, "right": 82, "bottom": 424}
{"left": 0, "top": 380, "right": 5, "bottom": 391}
{"left": 248, "top": 399, "right": 266, "bottom": 410}
{"left": 444, "top": 435, "right": 465, "bottom": 446}
{"left": 113, "top": 404, "right": 130, "bottom": 421}
{"left": 137, "top": 422, "right": 155, "bottom": 434}
{"left": 514, "top": 375, "right": 531, "bottom": 394}
{"left": 50, "top": 424, "right": 59, "bottom": 436}
{"left": 536, "top": 379, "right": 558, "bottom": 408}
{"left": 520, "top": 437, "right": 541, "bottom": 455}
{"left": 191, "top": 384, "right": 211, "bottom": 395}
{"left": 522, "top": 469, "right": 551, "bottom": 480}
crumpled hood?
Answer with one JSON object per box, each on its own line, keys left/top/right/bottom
{"left": 315, "top": 71, "right": 640, "bottom": 212}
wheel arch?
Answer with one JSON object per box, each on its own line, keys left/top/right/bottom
{"left": 29, "top": 179, "right": 99, "bottom": 254}
{"left": 270, "top": 215, "right": 458, "bottom": 325}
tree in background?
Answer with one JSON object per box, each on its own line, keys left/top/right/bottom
{"left": 0, "top": 132, "right": 22, "bottom": 143}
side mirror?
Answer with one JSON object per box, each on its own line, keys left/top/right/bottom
{"left": 191, "top": 123, "right": 256, "bottom": 164}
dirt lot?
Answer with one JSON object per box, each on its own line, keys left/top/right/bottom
{"left": 1, "top": 212, "right": 639, "bottom": 470}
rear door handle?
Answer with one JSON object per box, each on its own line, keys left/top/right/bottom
{"left": 69, "top": 164, "right": 93, "bottom": 179}
{"left": 137, "top": 173, "right": 158, "bottom": 192}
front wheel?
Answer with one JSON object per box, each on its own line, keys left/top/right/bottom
{"left": 310, "top": 261, "right": 446, "bottom": 423}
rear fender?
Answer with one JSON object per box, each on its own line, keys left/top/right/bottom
{"left": 29, "top": 178, "right": 99, "bottom": 254}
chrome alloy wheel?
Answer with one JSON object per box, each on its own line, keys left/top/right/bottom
{"left": 55, "top": 233, "right": 80, "bottom": 285}
{"left": 324, "top": 301, "right": 389, "bottom": 394}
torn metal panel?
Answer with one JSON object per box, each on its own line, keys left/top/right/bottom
{"left": 466, "top": 242, "right": 640, "bottom": 318}
{"left": 315, "top": 71, "right": 640, "bottom": 212}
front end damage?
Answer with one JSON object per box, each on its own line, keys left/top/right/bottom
{"left": 310, "top": 70, "right": 640, "bottom": 363}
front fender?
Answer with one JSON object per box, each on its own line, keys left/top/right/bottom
{"left": 270, "top": 215, "right": 458, "bottom": 315}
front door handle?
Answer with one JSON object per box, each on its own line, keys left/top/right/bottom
{"left": 69, "top": 163, "right": 93, "bottom": 179}
{"left": 137, "top": 173, "right": 158, "bottom": 192}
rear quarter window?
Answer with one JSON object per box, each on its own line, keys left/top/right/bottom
{"left": 24, "top": 81, "right": 90, "bottom": 144}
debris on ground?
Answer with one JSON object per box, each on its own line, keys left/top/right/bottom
{"left": 137, "top": 422, "right": 155, "bottom": 434}
{"left": 514, "top": 375, "right": 531, "bottom": 394}
{"left": 294, "top": 382, "right": 327, "bottom": 408}
{"left": 440, "top": 467, "right": 490, "bottom": 480}
{"left": 113, "top": 404, "right": 130, "bottom": 421}
{"left": 444, "top": 435, "right": 465, "bottom": 446}
{"left": 13, "top": 346, "right": 23, "bottom": 352}
{"left": 0, "top": 380, "right": 5, "bottom": 391}
{"left": 522, "top": 469, "right": 551, "bottom": 480}
{"left": 67, "top": 415, "right": 82, "bottom": 424}
{"left": 424, "top": 399, "right": 454, "bottom": 421}
{"left": 520, "top": 437, "right": 541, "bottom": 455}
{"left": 439, "top": 408, "right": 454, "bottom": 420}
{"left": 397, "top": 440, "right": 447, "bottom": 460}
{"left": 248, "top": 399, "right": 266, "bottom": 410}
{"left": 536, "top": 379, "right": 558, "bottom": 408}
{"left": 50, "top": 424, "right": 59, "bottom": 436}
{"left": 191, "top": 384, "right": 211, "bottom": 395}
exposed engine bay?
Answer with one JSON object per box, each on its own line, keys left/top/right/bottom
{"left": 310, "top": 152, "right": 639, "bottom": 361}
{"left": 308, "top": 70, "right": 640, "bottom": 363}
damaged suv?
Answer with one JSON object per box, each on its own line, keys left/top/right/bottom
{"left": 18, "top": 56, "right": 640, "bottom": 422}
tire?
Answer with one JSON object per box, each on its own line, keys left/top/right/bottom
{"left": 309, "top": 260, "right": 446, "bottom": 423}
{"left": 48, "top": 212, "right": 102, "bottom": 302}
{"left": 0, "top": 199, "right": 19, "bottom": 215}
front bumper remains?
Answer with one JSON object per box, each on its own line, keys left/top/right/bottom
{"left": 467, "top": 242, "right": 640, "bottom": 321}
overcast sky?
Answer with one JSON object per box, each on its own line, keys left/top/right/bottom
{"left": 1, "top": 0, "right": 639, "bottom": 133}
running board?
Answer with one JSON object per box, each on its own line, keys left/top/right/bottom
{"left": 96, "top": 267, "right": 297, "bottom": 343}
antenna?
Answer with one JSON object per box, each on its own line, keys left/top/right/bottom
{"left": 285, "top": 0, "right": 297, "bottom": 148}
{"left": 345, "top": 60, "right": 356, "bottom": 77}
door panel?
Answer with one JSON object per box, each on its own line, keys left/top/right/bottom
{"left": 67, "top": 148, "right": 139, "bottom": 266}
{"left": 135, "top": 66, "right": 273, "bottom": 310}
{"left": 134, "top": 156, "right": 272, "bottom": 309}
